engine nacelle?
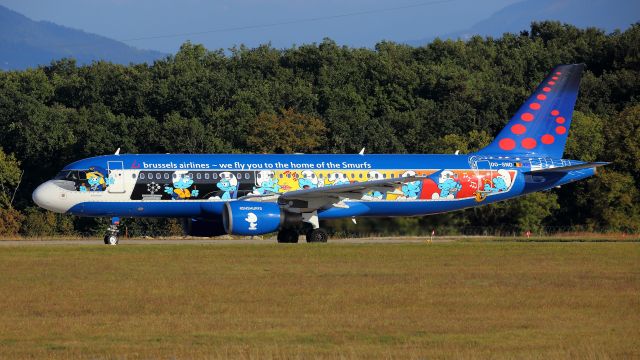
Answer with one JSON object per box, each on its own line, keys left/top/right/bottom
{"left": 182, "top": 217, "right": 227, "bottom": 237}
{"left": 223, "top": 201, "right": 299, "bottom": 236}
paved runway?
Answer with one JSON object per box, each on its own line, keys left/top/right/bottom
{"left": 0, "top": 236, "right": 450, "bottom": 246}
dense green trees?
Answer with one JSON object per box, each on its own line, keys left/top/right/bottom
{"left": 0, "top": 21, "right": 638, "bottom": 236}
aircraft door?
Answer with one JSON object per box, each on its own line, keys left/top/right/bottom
{"left": 107, "top": 161, "right": 126, "bottom": 193}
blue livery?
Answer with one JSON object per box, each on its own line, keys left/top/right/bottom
{"left": 32, "top": 64, "right": 606, "bottom": 244}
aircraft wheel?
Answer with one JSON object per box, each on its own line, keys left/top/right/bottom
{"left": 277, "top": 229, "right": 299, "bottom": 243}
{"left": 306, "top": 228, "right": 329, "bottom": 243}
{"left": 104, "top": 234, "right": 119, "bottom": 245}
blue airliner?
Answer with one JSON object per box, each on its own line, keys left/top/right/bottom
{"left": 33, "top": 64, "right": 606, "bottom": 244}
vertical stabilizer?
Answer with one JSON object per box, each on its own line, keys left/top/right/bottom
{"left": 476, "top": 64, "right": 585, "bottom": 158}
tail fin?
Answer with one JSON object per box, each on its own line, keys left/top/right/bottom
{"left": 476, "top": 64, "right": 585, "bottom": 158}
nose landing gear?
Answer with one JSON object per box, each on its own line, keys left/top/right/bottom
{"left": 103, "top": 217, "right": 120, "bottom": 245}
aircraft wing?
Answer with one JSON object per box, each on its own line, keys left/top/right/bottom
{"left": 239, "top": 176, "right": 422, "bottom": 212}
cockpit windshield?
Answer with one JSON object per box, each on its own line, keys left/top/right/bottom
{"left": 54, "top": 170, "right": 87, "bottom": 181}
{"left": 53, "top": 169, "right": 109, "bottom": 192}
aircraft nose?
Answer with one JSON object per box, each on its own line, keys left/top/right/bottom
{"left": 32, "top": 181, "right": 67, "bottom": 213}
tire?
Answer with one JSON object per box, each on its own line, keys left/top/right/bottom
{"left": 306, "top": 228, "right": 329, "bottom": 243}
{"left": 277, "top": 229, "right": 299, "bottom": 243}
{"left": 286, "top": 230, "right": 299, "bottom": 243}
{"left": 106, "top": 235, "right": 119, "bottom": 245}
{"left": 277, "top": 230, "right": 287, "bottom": 243}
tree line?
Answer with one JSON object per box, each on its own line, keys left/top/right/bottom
{"left": 0, "top": 21, "right": 638, "bottom": 237}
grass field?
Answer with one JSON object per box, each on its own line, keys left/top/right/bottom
{"left": 0, "top": 242, "right": 638, "bottom": 359}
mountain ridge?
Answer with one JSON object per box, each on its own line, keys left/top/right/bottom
{"left": 409, "top": 0, "right": 640, "bottom": 45}
{"left": 0, "top": 4, "right": 165, "bottom": 70}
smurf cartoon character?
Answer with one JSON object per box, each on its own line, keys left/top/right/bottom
{"left": 245, "top": 212, "right": 258, "bottom": 230}
{"left": 328, "top": 172, "right": 350, "bottom": 186}
{"left": 79, "top": 168, "right": 114, "bottom": 192}
{"left": 279, "top": 171, "right": 299, "bottom": 192}
{"left": 362, "top": 171, "right": 385, "bottom": 200}
{"left": 213, "top": 172, "right": 238, "bottom": 200}
{"left": 299, "top": 170, "right": 320, "bottom": 189}
{"left": 400, "top": 171, "right": 422, "bottom": 200}
{"left": 484, "top": 169, "right": 512, "bottom": 193}
{"left": 432, "top": 170, "right": 462, "bottom": 200}
{"left": 253, "top": 170, "right": 280, "bottom": 195}
{"left": 164, "top": 170, "right": 199, "bottom": 199}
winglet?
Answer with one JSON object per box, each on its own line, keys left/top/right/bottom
{"left": 359, "top": 147, "right": 365, "bottom": 155}
{"left": 114, "top": 148, "right": 121, "bottom": 155}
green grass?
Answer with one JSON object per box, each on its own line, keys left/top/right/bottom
{"left": 0, "top": 242, "right": 638, "bottom": 359}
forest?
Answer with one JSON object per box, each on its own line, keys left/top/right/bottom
{"left": 0, "top": 21, "right": 638, "bottom": 237}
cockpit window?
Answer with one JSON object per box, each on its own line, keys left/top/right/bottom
{"left": 54, "top": 171, "right": 71, "bottom": 180}
{"left": 54, "top": 170, "right": 88, "bottom": 181}
{"left": 55, "top": 169, "right": 109, "bottom": 192}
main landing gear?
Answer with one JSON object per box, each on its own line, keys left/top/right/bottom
{"left": 277, "top": 228, "right": 299, "bottom": 243}
{"left": 103, "top": 217, "right": 120, "bottom": 245}
{"left": 306, "top": 228, "right": 329, "bottom": 243}
{"left": 276, "top": 228, "right": 329, "bottom": 243}
{"left": 276, "top": 211, "right": 329, "bottom": 243}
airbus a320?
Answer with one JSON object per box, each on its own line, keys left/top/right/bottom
{"left": 33, "top": 64, "right": 606, "bottom": 244}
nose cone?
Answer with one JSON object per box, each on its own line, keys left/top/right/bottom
{"left": 32, "top": 181, "right": 68, "bottom": 213}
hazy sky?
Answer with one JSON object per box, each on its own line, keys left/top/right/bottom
{"left": 0, "top": 0, "right": 521, "bottom": 53}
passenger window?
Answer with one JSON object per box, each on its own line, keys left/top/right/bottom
{"left": 358, "top": 174, "right": 363, "bottom": 179}
{"left": 156, "top": 173, "right": 161, "bottom": 180}
{"left": 172, "top": 173, "right": 177, "bottom": 179}
{"left": 132, "top": 173, "right": 137, "bottom": 179}
{"left": 164, "top": 173, "right": 170, "bottom": 180}
{"left": 207, "top": 173, "right": 212, "bottom": 180}
{"left": 196, "top": 173, "right": 202, "bottom": 180}
{"left": 236, "top": 173, "right": 242, "bottom": 179}
{"left": 140, "top": 173, "right": 145, "bottom": 180}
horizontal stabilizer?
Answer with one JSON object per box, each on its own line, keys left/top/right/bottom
{"left": 524, "top": 162, "right": 609, "bottom": 174}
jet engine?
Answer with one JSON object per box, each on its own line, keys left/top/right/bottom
{"left": 222, "top": 201, "right": 300, "bottom": 235}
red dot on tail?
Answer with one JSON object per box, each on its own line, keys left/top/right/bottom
{"left": 499, "top": 138, "right": 516, "bottom": 150}
{"left": 537, "top": 94, "right": 547, "bottom": 100}
{"left": 555, "top": 72, "right": 561, "bottom": 75}
{"left": 529, "top": 103, "right": 541, "bottom": 110}
{"left": 541, "top": 134, "right": 555, "bottom": 144}
{"left": 552, "top": 76, "right": 558, "bottom": 80}
{"left": 511, "top": 124, "right": 526, "bottom": 135}
{"left": 551, "top": 110, "right": 559, "bottom": 116}
{"left": 556, "top": 126, "right": 567, "bottom": 135}
{"left": 548, "top": 81, "right": 556, "bottom": 85}
{"left": 522, "top": 138, "right": 537, "bottom": 149}
{"left": 556, "top": 116, "right": 565, "bottom": 124}
{"left": 521, "top": 113, "right": 534, "bottom": 122}
{"left": 543, "top": 87, "right": 551, "bottom": 92}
